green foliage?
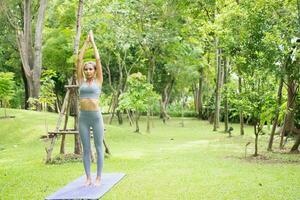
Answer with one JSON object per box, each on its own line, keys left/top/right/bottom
{"left": 0, "top": 72, "right": 15, "bottom": 107}
{"left": 230, "top": 71, "right": 277, "bottom": 127}
{"left": 27, "top": 97, "right": 39, "bottom": 111}
{"left": 99, "top": 92, "right": 112, "bottom": 113}
{"left": 167, "top": 102, "right": 198, "bottom": 118}
{"left": 215, "top": 0, "right": 300, "bottom": 135}
{"left": 43, "top": 28, "right": 74, "bottom": 77}
{"left": 118, "top": 72, "right": 160, "bottom": 113}
{"left": 1, "top": 0, "right": 300, "bottom": 133}
{"left": 27, "top": 70, "right": 57, "bottom": 111}
{"left": 39, "top": 70, "right": 57, "bottom": 111}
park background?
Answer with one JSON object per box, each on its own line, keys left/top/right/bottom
{"left": 0, "top": 0, "right": 300, "bottom": 199}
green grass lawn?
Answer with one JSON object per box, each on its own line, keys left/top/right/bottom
{"left": 0, "top": 108, "right": 299, "bottom": 200}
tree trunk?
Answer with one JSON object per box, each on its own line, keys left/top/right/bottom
{"left": 197, "top": 67, "right": 204, "bottom": 119}
{"left": 290, "top": 0, "right": 300, "bottom": 151}
{"left": 108, "top": 92, "right": 117, "bottom": 124}
{"left": 267, "top": 78, "right": 283, "bottom": 151}
{"left": 181, "top": 92, "right": 185, "bottom": 127}
{"left": 193, "top": 83, "right": 198, "bottom": 113}
{"left": 108, "top": 62, "right": 123, "bottom": 124}
{"left": 291, "top": 134, "right": 300, "bottom": 153}
{"left": 146, "top": 108, "right": 150, "bottom": 133}
{"left": 21, "top": 65, "right": 30, "bottom": 109}
{"left": 135, "top": 111, "right": 140, "bottom": 133}
{"left": 117, "top": 110, "right": 123, "bottom": 124}
{"left": 73, "top": 0, "right": 83, "bottom": 56}
{"left": 32, "top": 0, "right": 47, "bottom": 98}
{"left": 146, "top": 53, "right": 155, "bottom": 132}
{"left": 280, "top": 79, "right": 297, "bottom": 149}
{"left": 4, "top": 104, "right": 7, "bottom": 118}
{"left": 127, "top": 110, "right": 134, "bottom": 126}
{"left": 254, "top": 122, "right": 258, "bottom": 157}
{"left": 213, "top": 44, "right": 222, "bottom": 131}
{"left": 151, "top": 109, "right": 155, "bottom": 128}
{"left": 146, "top": 61, "right": 155, "bottom": 133}
{"left": 297, "top": 0, "right": 300, "bottom": 27}
{"left": 55, "top": 93, "right": 62, "bottom": 113}
{"left": 224, "top": 57, "right": 229, "bottom": 132}
{"left": 238, "top": 77, "right": 245, "bottom": 135}
{"left": 236, "top": 0, "right": 244, "bottom": 135}
{"left": 24, "top": 0, "right": 34, "bottom": 68}
{"left": 10, "top": 0, "right": 48, "bottom": 106}
{"left": 73, "top": 0, "right": 84, "bottom": 155}
{"left": 108, "top": 90, "right": 122, "bottom": 124}
{"left": 160, "top": 79, "right": 174, "bottom": 123}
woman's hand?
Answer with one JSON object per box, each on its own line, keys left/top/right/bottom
{"left": 85, "top": 33, "right": 90, "bottom": 42}
{"left": 88, "top": 30, "right": 100, "bottom": 60}
{"left": 89, "top": 30, "right": 95, "bottom": 44}
{"left": 88, "top": 30, "right": 103, "bottom": 84}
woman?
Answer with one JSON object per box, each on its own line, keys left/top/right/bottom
{"left": 77, "top": 30, "right": 104, "bottom": 186}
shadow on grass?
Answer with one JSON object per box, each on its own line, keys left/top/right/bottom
{"left": 225, "top": 151, "right": 300, "bottom": 164}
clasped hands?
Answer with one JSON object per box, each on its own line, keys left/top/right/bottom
{"left": 85, "top": 30, "right": 100, "bottom": 59}
{"left": 85, "top": 30, "right": 96, "bottom": 44}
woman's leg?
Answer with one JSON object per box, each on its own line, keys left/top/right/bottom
{"left": 79, "top": 115, "right": 91, "bottom": 178}
{"left": 91, "top": 112, "right": 104, "bottom": 178}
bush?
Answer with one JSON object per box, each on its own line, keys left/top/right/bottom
{"left": 167, "top": 103, "right": 197, "bottom": 118}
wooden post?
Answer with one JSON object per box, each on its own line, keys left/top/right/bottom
{"left": 46, "top": 89, "right": 70, "bottom": 163}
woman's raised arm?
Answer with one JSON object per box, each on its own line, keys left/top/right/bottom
{"left": 77, "top": 35, "right": 90, "bottom": 84}
{"left": 89, "top": 31, "right": 103, "bottom": 86}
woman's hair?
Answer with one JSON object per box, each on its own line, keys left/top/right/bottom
{"left": 83, "top": 61, "right": 96, "bottom": 70}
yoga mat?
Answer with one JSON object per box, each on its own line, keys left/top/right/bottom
{"left": 45, "top": 173, "right": 125, "bottom": 200}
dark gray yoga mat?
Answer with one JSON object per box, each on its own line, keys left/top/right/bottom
{"left": 45, "top": 173, "right": 125, "bottom": 200}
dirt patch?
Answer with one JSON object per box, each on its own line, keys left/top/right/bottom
{"left": 225, "top": 153, "right": 300, "bottom": 164}
{"left": 270, "top": 149, "right": 300, "bottom": 155}
{"left": 47, "top": 153, "right": 82, "bottom": 164}
{"left": 0, "top": 116, "right": 15, "bottom": 119}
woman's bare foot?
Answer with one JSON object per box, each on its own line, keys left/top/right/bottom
{"left": 94, "top": 176, "right": 101, "bottom": 186}
{"left": 84, "top": 176, "right": 92, "bottom": 186}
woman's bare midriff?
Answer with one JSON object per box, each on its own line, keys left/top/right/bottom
{"left": 80, "top": 98, "right": 99, "bottom": 111}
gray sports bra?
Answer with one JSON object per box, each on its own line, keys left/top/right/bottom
{"left": 79, "top": 79, "right": 101, "bottom": 99}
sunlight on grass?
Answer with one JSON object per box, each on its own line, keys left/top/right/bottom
{"left": 0, "top": 108, "right": 299, "bottom": 200}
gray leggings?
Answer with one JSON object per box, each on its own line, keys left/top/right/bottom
{"left": 79, "top": 110, "right": 104, "bottom": 177}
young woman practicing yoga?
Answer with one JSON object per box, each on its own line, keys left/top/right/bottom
{"left": 77, "top": 30, "right": 104, "bottom": 186}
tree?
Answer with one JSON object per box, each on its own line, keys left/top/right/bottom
{"left": 0, "top": 72, "right": 15, "bottom": 117}
{"left": 1, "top": 0, "right": 48, "bottom": 109}
{"left": 38, "top": 70, "right": 56, "bottom": 111}
{"left": 235, "top": 72, "right": 276, "bottom": 156}
{"left": 118, "top": 72, "right": 159, "bottom": 133}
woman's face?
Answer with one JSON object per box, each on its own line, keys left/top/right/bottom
{"left": 84, "top": 64, "right": 95, "bottom": 79}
